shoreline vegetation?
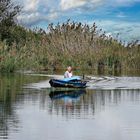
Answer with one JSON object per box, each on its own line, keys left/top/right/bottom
{"left": 0, "top": 0, "right": 140, "bottom": 74}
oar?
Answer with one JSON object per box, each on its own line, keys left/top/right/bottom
{"left": 81, "top": 74, "right": 90, "bottom": 82}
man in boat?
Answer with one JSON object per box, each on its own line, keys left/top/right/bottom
{"left": 64, "top": 66, "right": 73, "bottom": 78}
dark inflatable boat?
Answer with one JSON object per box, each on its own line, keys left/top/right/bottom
{"left": 49, "top": 76, "right": 87, "bottom": 88}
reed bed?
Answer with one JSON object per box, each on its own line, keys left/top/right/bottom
{"left": 0, "top": 20, "right": 140, "bottom": 73}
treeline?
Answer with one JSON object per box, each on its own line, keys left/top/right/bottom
{"left": 0, "top": 0, "right": 140, "bottom": 73}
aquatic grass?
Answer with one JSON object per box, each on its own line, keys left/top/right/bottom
{"left": 0, "top": 20, "right": 140, "bottom": 73}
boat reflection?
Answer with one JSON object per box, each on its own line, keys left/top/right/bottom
{"left": 49, "top": 89, "right": 86, "bottom": 99}
{"left": 49, "top": 90, "right": 86, "bottom": 107}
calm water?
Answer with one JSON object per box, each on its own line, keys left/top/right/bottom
{"left": 0, "top": 73, "right": 140, "bottom": 140}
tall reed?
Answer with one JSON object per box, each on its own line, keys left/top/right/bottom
{"left": 0, "top": 20, "right": 140, "bottom": 73}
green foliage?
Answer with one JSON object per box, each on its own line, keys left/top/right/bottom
{"left": 0, "top": 19, "right": 140, "bottom": 73}
{"left": 0, "top": 0, "right": 21, "bottom": 45}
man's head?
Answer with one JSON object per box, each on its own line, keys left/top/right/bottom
{"left": 67, "top": 66, "right": 72, "bottom": 72}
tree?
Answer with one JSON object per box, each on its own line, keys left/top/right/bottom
{"left": 0, "top": 0, "right": 21, "bottom": 44}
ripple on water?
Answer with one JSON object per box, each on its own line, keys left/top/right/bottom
{"left": 0, "top": 75, "right": 140, "bottom": 140}
{"left": 24, "top": 75, "right": 140, "bottom": 90}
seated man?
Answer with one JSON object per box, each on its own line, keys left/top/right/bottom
{"left": 64, "top": 66, "right": 73, "bottom": 78}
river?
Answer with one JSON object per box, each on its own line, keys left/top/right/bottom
{"left": 0, "top": 73, "right": 140, "bottom": 140}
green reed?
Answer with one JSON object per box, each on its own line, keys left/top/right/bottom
{"left": 0, "top": 20, "right": 140, "bottom": 73}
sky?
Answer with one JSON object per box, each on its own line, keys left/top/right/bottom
{"left": 14, "top": 0, "right": 140, "bottom": 42}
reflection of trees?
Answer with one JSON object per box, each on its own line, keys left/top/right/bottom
{"left": 0, "top": 74, "right": 21, "bottom": 139}
{"left": 3, "top": 88, "right": 138, "bottom": 122}
{"left": 0, "top": 74, "right": 47, "bottom": 139}
{"left": 47, "top": 89, "right": 140, "bottom": 119}
{"left": 0, "top": 88, "right": 19, "bottom": 139}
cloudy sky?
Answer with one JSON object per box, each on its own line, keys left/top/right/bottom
{"left": 14, "top": 0, "right": 140, "bottom": 42}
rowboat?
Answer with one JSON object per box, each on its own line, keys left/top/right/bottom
{"left": 49, "top": 76, "right": 87, "bottom": 88}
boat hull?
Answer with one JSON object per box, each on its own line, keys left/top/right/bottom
{"left": 49, "top": 79, "right": 87, "bottom": 88}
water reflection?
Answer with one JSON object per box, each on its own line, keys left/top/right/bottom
{"left": 0, "top": 74, "right": 140, "bottom": 140}
{"left": 49, "top": 89, "right": 86, "bottom": 100}
{"left": 48, "top": 90, "right": 86, "bottom": 119}
{"left": 0, "top": 74, "right": 48, "bottom": 140}
{"left": 0, "top": 88, "right": 19, "bottom": 139}
{"left": 48, "top": 89, "right": 140, "bottom": 119}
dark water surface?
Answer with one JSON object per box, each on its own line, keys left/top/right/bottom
{"left": 0, "top": 73, "right": 140, "bottom": 140}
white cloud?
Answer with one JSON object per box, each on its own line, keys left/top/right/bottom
{"left": 95, "top": 20, "right": 140, "bottom": 42}
{"left": 84, "top": 19, "right": 140, "bottom": 41}
{"left": 60, "top": 0, "right": 105, "bottom": 10}
{"left": 16, "top": 0, "right": 58, "bottom": 26}
{"left": 23, "top": 0, "right": 39, "bottom": 12}
{"left": 116, "top": 12, "right": 127, "bottom": 18}
{"left": 14, "top": 0, "right": 140, "bottom": 41}
{"left": 17, "top": 12, "right": 41, "bottom": 25}
{"left": 115, "top": 0, "right": 140, "bottom": 5}
{"left": 108, "top": 0, "right": 140, "bottom": 7}
{"left": 15, "top": 0, "right": 140, "bottom": 26}
{"left": 60, "top": 0, "right": 140, "bottom": 11}
{"left": 48, "top": 12, "right": 58, "bottom": 20}
{"left": 60, "top": 0, "right": 86, "bottom": 10}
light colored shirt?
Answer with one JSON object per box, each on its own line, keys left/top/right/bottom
{"left": 64, "top": 71, "right": 73, "bottom": 78}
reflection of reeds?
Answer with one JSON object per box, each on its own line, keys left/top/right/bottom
{"left": 48, "top": 89, "right": 140, "bottom": 118}
{"left": 0, "top": 20, "right": 140, "bottom": 72}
